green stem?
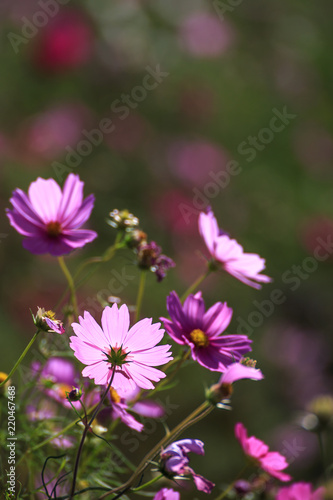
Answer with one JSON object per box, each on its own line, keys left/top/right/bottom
{"left": 97, "top": 400, "right": 215, "bottom": 499}
{"left": 58, "top": 256, "right": 78, "bottom": 319}
{"left": 180, "top": 270, "right": 211, "bottom": 302}
{"left": 135, "top": 271, "right": 146, "bottom": 322}
{"left": 131, "top": 474, "right": 164, "bottom": 492}
{"left": 0, "top": 330, "right": 40, "bottom": 387}
{"left": 69, "top": 368, "right": 116, "bottom": 499}
{"left": 74, "top": 233, "right": 124, "bottom": 285}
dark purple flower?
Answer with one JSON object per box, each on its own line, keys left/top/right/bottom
{"left": 160, "top": 439, "right": 214, "bottom": 494}
{"left": 137, "top": 241, "right": 175, "bottom": 282}
{"left": 6, "top": 173, "right": 97, "bottom": 256}
{"left": 161, "top": 291, "right": 252, "bottom": 372}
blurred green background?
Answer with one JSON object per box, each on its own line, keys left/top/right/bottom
{"left": 1, "top": 0, "right": 333, "bottom": 497}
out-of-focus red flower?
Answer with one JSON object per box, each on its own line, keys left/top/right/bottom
{"left": 32, "top": 9, "right": 94, "bottom": 73}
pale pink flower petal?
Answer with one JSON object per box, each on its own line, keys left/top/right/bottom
{"left": 70, "top": 304, "right": 172, "bottom": 394}
{"left": 199, "top": 209, "right": 271, "bottom": 289}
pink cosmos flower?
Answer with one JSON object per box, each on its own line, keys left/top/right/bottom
{"left": 161, "top": 291, "right": 251, "bottom": 372}
{"left": 154, "top": 488, "right": 180, "bottom": 500}
{"left": 70, "top": 304, "right": 173, "bottom": 394}
{"left": 6, "top": 173, "right": 97, "bottom": 256}
{"left": 276, "top": 482, "right": 325, "bottom": 500}
{"left": 160, "top": 439, "right": 215, "bottom": 494}
{"left": 199, "top": 208, "right": 271, "bottom": 289}
{"left": 219, "top": 362, "right": 264, "bottom": 386}
{"left": 235, "top": 423, "right": 291, "bottom": 482}
{"left": 208, "top": 362, "right": 264, "bottom": 404}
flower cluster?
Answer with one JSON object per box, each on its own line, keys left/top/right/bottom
{"left": 2, "top": 174, "right": 326, "bottom": 500}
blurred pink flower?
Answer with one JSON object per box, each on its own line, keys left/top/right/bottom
{"left": 32, "top": 9, "right": 94, "bottom": 73}
{"left": 179, "top": 12, "right": 235, "bottom": 58}
{"left": 199, "top": 208, "right": 271, "bottom": 289}
{"left": 154, "top": 489, "right": 180, "bottom": 500}
{"left": 276, "top": 482, "right": 325, "bottom": 500}
{"left": 20, "top": 103, "right": 90, "bottom": 161}
{"left": 151, "top": 190, "right": 198, "bottom": 235}
{"left": 161, "top": 291, "right": 251, "bottom": 372}
{"left": 70, "top": 304, "right": 173, "bottom": 393}
{"left": 98, "top": 384, "right": 165, "bottom": 432}
{"left": 235, "top": 422, "right": 291, "bottom": 482}
{"left": 6, "top": 173, "right": 97, "bottom": 256}
{"left": 167, "top": 139, "right": 228, "bottom": 186}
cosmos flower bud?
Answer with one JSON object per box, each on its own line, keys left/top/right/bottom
{"left": 137, "top": 241, "right": 175, "bottom": 282}
{"left": 107, "top": 209, "right": 139, "bottom": 230}
{"left": 33, "top": 307, "right": 65, "bottom": 334}
{"left": 124, "top": 229, "right": 147, "bottom": 249}
{"left": 206, "top": 362, "right": 264, "bottom": 406}
{"left": 68, "top": 387, "right": 82, "bottom": 402}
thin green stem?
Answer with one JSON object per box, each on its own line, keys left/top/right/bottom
{"left": 97, "top": 400, "right": 215, "bottom": 499}
{"left": 0, "top": 330, "right": 40, "bottom": 387}
{"left": 58, "top": 256, "right": 78, "bottom": 319}
{"left": 131, "top": 474, "right": 164, "bottom": 492}
{"left": 74, "top": 233, "right": 124, "bottom": 286}
{"left": 69, "top": 368, "right": 116, "bottom": 499}
{"left": 135, "top": 271, "right": 146, "bottom": 322}
{"left": 16, "top": 401, "right": 99, "bottom": 467}
{"left": 180, "top": 270, "right": 211, "bottom": 302}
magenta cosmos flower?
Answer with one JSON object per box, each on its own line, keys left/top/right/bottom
{"left": 70, "top": 304, "right": 173, "bottom": 394}
{"left": 160, "top": 439, "right": 215, "bottom": 494}
{"left": 276, "top": 482, "right": 325, "bottom": 500}
{"left": 198, "top": 208, "right": 271, "bottom": 289}
{"left": 235, "top": 422, "right": 291, "bottom": 482}
{"left": 6, "top": 173, "right": 97, "bottom": 256}
{"left": 161, "top": 291, "right": 251, "bottom": 372}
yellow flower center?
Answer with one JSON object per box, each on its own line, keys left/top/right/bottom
{"left": 46, "top": 221, "right": 62, "bottom": 237}
{"left": 0, "top": 372, "right": 9, "bottom": 384}
{"left": 189, "top": 329, "right": 209, "bottom": 348}
{"left": 109, "top": 387, "right": 121, "bottom": 404}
